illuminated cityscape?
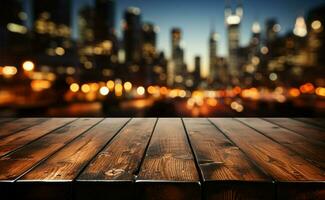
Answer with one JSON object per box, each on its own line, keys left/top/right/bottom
{"left": 0, "top": 0, "right": 324, "bottom": 117}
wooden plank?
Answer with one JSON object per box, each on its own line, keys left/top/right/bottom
{"left": 0, "top": 118, "right": 76, "bottom": 157}
{"left": 183, "top": 118, "right": 274, "bottom": 200}
{"left": 136, "top": 118, "right": 201, "bottom": 200}
{"left": 16, "top": 118, "right": 130, "bottom": 200}
{"left": 210, "top": 118, "right": 325, "bottom": 199}
{"left": 294, "top": 118, "right": 325, "bottom": 129}
{"left": 0, "top": 118, "right": 102, "bottom": 181}
{"left": 0, "top": 118, "right": 16, "bottom": 124}
{"left": 264, "top": 118, "right": 325, "bottom": 142}
{"left": 238, "top": 118, "right": 325, "bottom": 168}
{"left": 76, "top": 118, "right": 157, "bottom": 200}
{"left": 0, "top": 118, "right": 49, "bottom": 139}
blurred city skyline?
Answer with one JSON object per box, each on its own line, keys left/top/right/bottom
{"left": 21, "top": 0, "right": 324, "bottom": 75}
{"left": 1, "top": 0, "right": 324, "bottom": 117}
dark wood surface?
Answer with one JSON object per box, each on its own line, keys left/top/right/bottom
{"left": 0, "top": 118, "right": 324, "bottom": 200}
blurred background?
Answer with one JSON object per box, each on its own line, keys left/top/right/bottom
{"left": 0, "top": 0, "right": 324, "bottom": 117}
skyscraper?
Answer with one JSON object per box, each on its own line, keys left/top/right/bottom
{"left": 123, "top": 7, "right": 142, "bottom": 64}
{"left": 250, "top": 21, "right": 261, "bottom": 56}
{"left": 209, "top": 31, "right": 218, "bottom": 82}
{"left": 94, "top": 0, "right": 116, "bottom": 41}
{"left": 78, "top": 6, "right": 95, "bottom": 44}
{"left": 142, "top": 22, "right": 157, "bottom": 60}
{"left": 0, "top": 0, "right": 28, "bottom": 65}
{"left": 194, "top": 56, "right": 202, "bottom": 88}
{"left": 171, "top": 28, "right": 185, "bottom": 85}
{"left": 225, "top": 0, "right": 243, "bottom": 78}
{"left": 33, "top": 0, "right": 72, "bottom": 52}
{"left": 266, "top": 19, "right": 280, "bottom": 43}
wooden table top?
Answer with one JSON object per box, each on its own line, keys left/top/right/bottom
{"left": 0, "top": 118, "right": 324, "bottom": 200}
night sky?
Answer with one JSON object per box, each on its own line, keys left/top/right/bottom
{"left": 70, "top": 0, "right": 323, "bottom": 75}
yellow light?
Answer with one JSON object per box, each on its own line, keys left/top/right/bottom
{"left": 99, "top": 86, "right": 109, "bottom": 96}
{"left": 3, "top": 66, "right": 17, "bottom": 77}
{"left": 70, "top": 83, "right": 80, "bottom": 93}
{"left": 7, "top": 23, "right": 27, "bottom": 34}
{"left": 81, "top": 84, "right": 91, "bottom": 93}
{"left": 22, "top": 61, "right": 35, "bottom": 71}
{"left": 55, "top": 47, "right": 65, "bottom": 56}
{"left": 115, "top": 83, "right": 123, "bottom": 92}
{"left": 137, "top": 86, "right": 145, "bottom": 96}
{"left": 107, "top": 80, "right": 115, "bottom": 90}
{"left": 30, "top": 80, "right": 51, "bottom": 92}
{"left": 316, "top": 87, "right": 325, "bottom": 97}
{"left": 178, "top": 90, "right": 187, "bottom": 98}
{"left": 147, "top": 86, "right": 156, "bottom": 94}
{"left": 90, "top": 83, "right": 99, "bottom": 91}
{"left": 311, "top": 20, "right": 322, "bottom": 31}
{"left": 124, "top": 82, "right": 132, "bottom": 92}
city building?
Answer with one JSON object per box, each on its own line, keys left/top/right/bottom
{"left": 170, "top": 28, "right": 186, "bottom": 86}
{"left": 0, "top": 0, "right": 29, "bottom": 66}
{"left": 32, "top": 0, "right": 76, "bottom": 75}
{"left": 123, "top": 7, "right": 143, "bottom": 64}
{"left": 225, "top": 0, "right": 243, "bottom": 80}
{"left": 142, "top": 23, "right": 158, "bottom": 61}
{"left": 208, "top": 30, "right": 218, "bottom": 83}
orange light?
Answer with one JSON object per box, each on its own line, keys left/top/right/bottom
{"left": 160, "top": 87, "right": 168, "bottom": 95}
{"left": 90, "top": 83, "right": 99, "bottom": 91}
{"left": 289, "top": 88, "right": 300, "bottom": 97}
{"left": 207, "top": 98, "right": 218, "bottom": 107}
{"left": 233, "top": 86, "right": 242, "bottom": 95}
{"left": 147, "top": 86, "right": 156, "bottom": 94}
{"left": 31, "top": 80, "right": 51, "bottom": 92}
{"left": 300, "top": 83, "right": 315, "bottom": 94}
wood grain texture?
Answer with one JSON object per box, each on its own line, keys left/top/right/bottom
{"left": 0, "top": 118, "right": 102, "bottom": 181}
{"left": 294, "top": 118, "right": 325, "bottom": 129}
{"left": 76, "top": 118, "right": 157, "bottom": 200}
{"left": 0, "top": 118, "right": 16, "bottom": 124}
{"left": 0, "top": 118, "right": 48, "bottom": 139}
{"left": 264, "top": 118, "right": 325, "bottom": 142}
{"left": 183, "top": 118, "right": 274, "bottom": 200}
{"left": 210, "top": 118, "right": 325, "bottom": 199}
{"left": 238, "top": 118, "right": 325, "bottom": 168}
{"left": 0, "top": 118, "right": 76, "bottom": 157}
{"left": 16, "top": 118, "right": 130, "bottom": 200}
{"left": 137, "top": 118, "right": 201, "bottom": 200}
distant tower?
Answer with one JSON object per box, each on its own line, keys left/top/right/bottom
{"left": 194, "top": 56, "right": 202, "bottom": 87}
{"left": 225, "top": 0, "right": 243, "bottom": 78}
{"left": 250, "top": 21, "right": 261, "bottom": 55}
{"left": 171, "top": 28, "right": 185, "bottom": 85}
{"left": 266, "top": 18, "right": 280, "bottom": 43}
{"left": 78, "top": 6, "right": 95, "bottom": 44}
{"left": 209, "top": 21, "right": 218, "bottom": 82}
{"left": 123, "top": 7, "right": 142, "bottom": 64}
{"left": 94, "top": 0, "right": 116, "bottom": 40}
{"left": 142, "top": 22, "right": 157, "bottom": 59}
